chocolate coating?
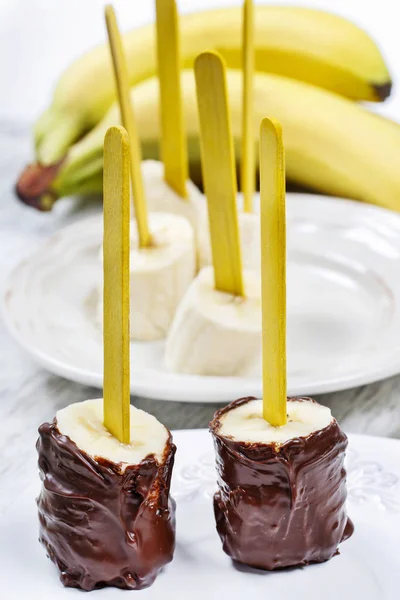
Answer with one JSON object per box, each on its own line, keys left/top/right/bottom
{"left": 36, "top": 420, "right": 176, "bottom": 590}
{"left": 210, "top": 397, "right": 353, "bottom": 570}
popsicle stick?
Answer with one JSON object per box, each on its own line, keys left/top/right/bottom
{"left": 259, "top": 118, "right": 287, "bottom": 427}
{"left": 105, "top": 5, "right": 151, "bottom": 248}
{"left": 156, "top": 0, "right": 188, "bottom": 199}
{"left": 241, "top": 0, "right": 255, "bottom": 213}
{"left": 103, "top": 126, "right": 131, "bottom": 444}
{"left": 194, "top": 51, "right": 244, "bottom": 297}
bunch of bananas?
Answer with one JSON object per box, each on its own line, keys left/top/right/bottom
{"left": 16, "top": 5, "right": 398, "bottom": 211}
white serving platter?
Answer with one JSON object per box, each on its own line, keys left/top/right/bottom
{"left": 4, "top": 194, "right": 400, "bottom": 402}
{"left": 0, "top": 429, "right": 399, "bottom": 599}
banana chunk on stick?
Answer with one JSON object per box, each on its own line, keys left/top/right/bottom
{"left": 36, "top": 398, "right": 176, "bottom": 590}
{"left": 140, "top": 159, "right": 207, "bottom": 263}
{"left": 97, "top": 212, "right": 196, "bottom": 341}
{"left": 165, "top": 266, "right": 261, "bottom": 376}
{"left": 129, "top": 161, "right": 260, "bottom": 273}
{"left": 139, "top": 161, "right": 260, "bottom": 271}
{"left": 210, "top": 396, "right": 354, "bottom": 570}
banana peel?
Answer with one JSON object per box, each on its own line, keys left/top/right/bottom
{"left": 33, "top": 6, "right": 391, "bottom": 165}
{"left": 16, "top": 70, "right": 400, "bottom": 213}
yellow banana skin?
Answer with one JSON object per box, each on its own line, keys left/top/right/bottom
{"left": 34, "top": 6, "right": 391, "bottom": 164}
{"left": 21, "top": 70, "right": 400, "bottom": 213}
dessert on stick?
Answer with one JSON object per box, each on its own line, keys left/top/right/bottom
{"left": 165, "top": 51, "right": 262, "bottom": 376}
{"left": 36, "top": 126, "right": 176, "bottom": 590}
{"left": 210, "top": 118, "right": 353, "bottom": 569}
{"left": 198, "top": 0, "right": 260, "bottom": 271}
{"left": 137, "top": 0, "right": 205, "bottom": 243}
{"left": 210, "top": 396, "right": 354, "bottom": 569}
{"left": 99, "top": 5, "right": 196, "bottom": 340}
{"left": 96, "top": 210, "right": 196, "bottom": 341}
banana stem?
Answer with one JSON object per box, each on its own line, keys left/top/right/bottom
{"left": 15, "top": 158, "right": 103, "bottom": 211}
{"left": 15, "top": 160, "right": 65, "bottom": 210}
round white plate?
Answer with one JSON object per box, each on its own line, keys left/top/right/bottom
{"left": 3, "top": 193, "right": 400, "bottom": 402}
{"left": 1, "top": 429, "right": 399, "bottom": 599}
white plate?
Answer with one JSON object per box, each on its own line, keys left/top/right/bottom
{"left": 3, "top": 193, "right": 400, "bottom": 402}
{"left": 1, "top": 429, "right": 399, "bottom": 599}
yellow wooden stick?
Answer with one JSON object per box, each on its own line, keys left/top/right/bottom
{"left": 241, "top": 0, "right": 255, "bottom": 213}
{"left": 103, "top": 126, "right": 131, "bottom": 443}
{"left": 105, "top": 5, "right": 151, "bottom": 248}
{"left": 194, "top": 51, "right": 244, "bottom": 297}
{"left": 260, "top": 118, "right": 287, "bottom": 427}
{"left": 156, "top": 0, "right": 188, "bottom": 199}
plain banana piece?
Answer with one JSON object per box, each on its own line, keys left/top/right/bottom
{"left": 97, "top": 213, "right": 196, "bottom": 341}
{"left": 45, "top": 69, "right": 400, "bottom": 214}
{"left": 218, "top": 398, "right": 333, "bottom": 444}
{"left": 165, "top": 266, "right": 261, "bottom": 376}
{"left": 140, "top": 160, "right": 207, "bottom": 258}
{"left": 56, "top": 398, "right": 169, "bottom": 467}
{"left": 34, "top": 6, "right": 391, "bottom": 165}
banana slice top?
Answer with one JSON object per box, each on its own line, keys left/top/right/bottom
{"left": 99, "top": 212, "right": 195, "bottom": 271}
{"left": 219, "top": 398, "right": 333, "bottom": 445}
{"left": 130, "top": 212, "right": 194, "bottom": 270}
{"left": 56, "top": 398, "right": 169, "bottom": 467}
{"left": 196, "top": 266, "right": 261, "bottom": 330}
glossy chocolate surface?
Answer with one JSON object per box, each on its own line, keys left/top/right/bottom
{"left": 210, "top": 396, "right": 353, "bottom": 570}
{"left": 37, "top": 420, "right": 176, "bottom": 590}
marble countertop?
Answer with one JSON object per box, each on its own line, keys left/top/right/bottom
{"left": 0, "top": 126, "right": 399, "bottom": 515}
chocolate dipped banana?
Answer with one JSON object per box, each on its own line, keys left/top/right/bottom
{"left": 36, "top": 126, "right": 177, "bottom": 590}
{"left": 208, "top": 116, "right": 353, "bottom": 570}
{"left": 210, "top": 396, "right": 353, "bottom": 570}
{"left": 37, "top": 399, "right": 176, "bottom": 590}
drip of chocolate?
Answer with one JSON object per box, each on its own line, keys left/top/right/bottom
{"left": 210, "top": 396, "right": 354, "bottom": 570}
{"left": 37, "top": 420, "right": 176, "bottom": 590}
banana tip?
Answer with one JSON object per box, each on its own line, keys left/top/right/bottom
{"left": 374, "top": 80, "right": 392, "bottom": 101}
{"left": 15, "top": 160, "right": 64, "bottom": 211}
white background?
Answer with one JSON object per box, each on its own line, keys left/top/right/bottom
{"left": 0, "top": 0, "right": 399, "bottom": 124}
